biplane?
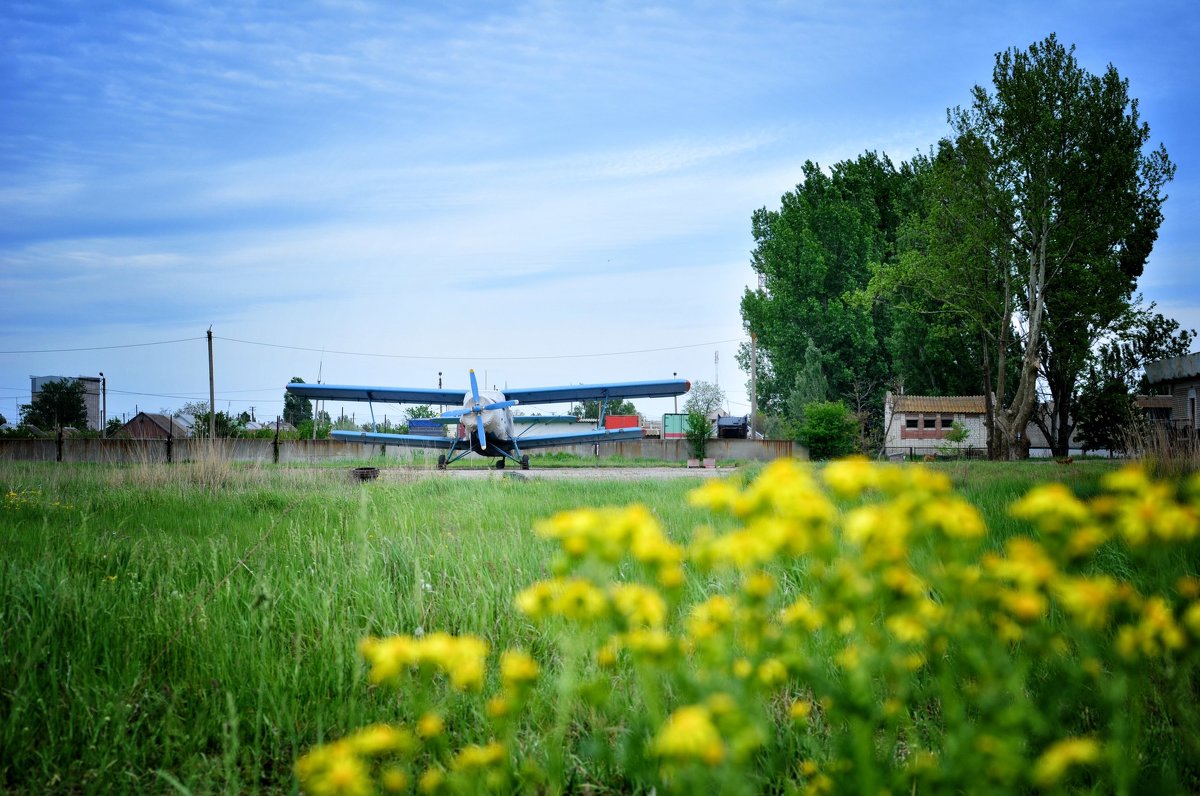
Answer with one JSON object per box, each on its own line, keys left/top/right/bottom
{"left": 285, "top": 371, "right": 690, "bottom": 469}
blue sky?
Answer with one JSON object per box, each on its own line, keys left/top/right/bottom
{"left": 2, "top": 0, "right": 1197, "bottom": 425}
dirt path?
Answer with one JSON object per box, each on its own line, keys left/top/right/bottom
{"left": 371, "top": 466, "right": 734, "bottom": 482}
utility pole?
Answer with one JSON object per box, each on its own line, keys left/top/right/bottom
{"left": 99, "top": 372, "right": 106, "bottom": 436}
{"left": 207, "top": 327, "right": 215, "bottom": 440}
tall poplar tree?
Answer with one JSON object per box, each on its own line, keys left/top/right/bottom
{"left": 936, "top": 35, "right": 1171, "bottom": 457}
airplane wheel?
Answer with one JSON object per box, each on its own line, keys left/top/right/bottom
{"left": 495, "top": 458, "right": 505, "bottom": 470}
{"left": 437, "top": 454, "right": 447, "bottom": 470}
{"left": 521, "top": 455, "right": 530, "bottom": 470}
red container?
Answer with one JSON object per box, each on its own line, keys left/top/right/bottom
{"left": 603, "top": 415, "right": 640, "bottom": 429}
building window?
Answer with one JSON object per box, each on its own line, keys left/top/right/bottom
{"left": 906, "top": 417, "right": 918, "bottom": 429}
{"left": 923, "top": 416, "right": 936, "bottom": 429}
{"left": 941, "top": 415, "right": 954, "bottom": 428}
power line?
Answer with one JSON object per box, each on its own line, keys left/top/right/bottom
{"left": 216, "top": 335, "right": 747, "bottom": 361}
{"left": 0, "top": 337, "right": 203, "bottom": 354}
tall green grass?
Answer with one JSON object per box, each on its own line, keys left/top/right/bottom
{"left": 0, "top": 460, "right": 1120, "bottom": 794}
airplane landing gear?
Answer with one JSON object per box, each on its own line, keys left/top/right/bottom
{"left": 437, "top": 454, "right": 447, "bottom": 470}
{"left": 521, "top": 455, "right": 530, "bottom": 470}
{"left": 495, "top": 458, "right": 505, "bottom": 470}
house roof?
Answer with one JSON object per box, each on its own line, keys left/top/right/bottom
{"left": 1145, "top": 352, "right": 1200, "bottom": 384}
{"left": 892, "top": 395, "right": 986, "bottom": 414}
{"left": 125, "top": 412, "right": 190, "bottom": 437}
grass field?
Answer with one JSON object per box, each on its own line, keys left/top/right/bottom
{"left": 1, "top": 457, "right": 1194, "bottom": 794}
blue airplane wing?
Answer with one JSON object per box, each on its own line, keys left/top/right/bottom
{"left": 512, "top": 415, "right": 580, "bottom": 424}
{"left": 330, "top": 430, "right": 456, "bottom": 448}
{"left": 286, "top": 383, "right": 464, "bottom": 405}
{"left": 513, "top": 427, "right": 645, "bottom": 449}
{"left": 503, "top": 379, "right": 690, "bottom": 405}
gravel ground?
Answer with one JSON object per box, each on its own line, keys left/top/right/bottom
{"left": 362, "top": 466, "right": 733, "bottom": 482}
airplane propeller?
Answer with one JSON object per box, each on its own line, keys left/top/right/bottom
{"left": 439, "top": 370, "right": 520, "bottom": 450}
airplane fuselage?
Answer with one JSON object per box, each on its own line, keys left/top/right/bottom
{"left": 462, "top": 389, "right": 514, "bottom": 447}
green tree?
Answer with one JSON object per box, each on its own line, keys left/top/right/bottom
{"left": 406, "top": 405, "right": 437, "bottom": 421}
{"left": 740, "top": 152, "right": 936, "bottom": 425}
{"left": 796, "top": 401, "right": 859, "bottom": 460}
{"left": 283, "top": 377, "right": 313, "bottom": 426}
{"left": 946, "top": 35, "right": 1173, "bottom": 457}
{"left": 188, "top": 410, "right": 241, "bottom": 438}
{"left": 685, "top": 411, "right": 713, "bottom": 460}
{"left": 573, "top": 398, "right": 637, "bottom": 419}
{"left": 1073, "top": 305, "right": 1194, "bottom": 454}
{"left": 785, "top": 339, "right": 828, "bottom": 424}
{"left": 21, "top": 378, "right": 89, "bottom": 429}
{"left": 684, "top": 380, "right": 726, "bottom": 416}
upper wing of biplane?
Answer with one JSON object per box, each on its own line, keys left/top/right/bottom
{"left": 502, "top": 379, "right": 690, "bottom": 404}
{"left": 284, "top": 384, "right": 464, "bottom": 404}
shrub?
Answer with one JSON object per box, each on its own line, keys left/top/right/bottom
{"left": 796, "top": 400, "right": 858, "bottom": 460}
{"left": 685, "top": 411, "right": 713, "bottom": 460}
{"left": 298, "top": 459, "right": 1200, "bottom": 794}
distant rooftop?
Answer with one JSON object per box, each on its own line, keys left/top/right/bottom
{"left": 1144, "top": 352, "right": 1200, "bottom": 384}
{"left": 892, "top": 394, "right": 986, "bottom": 414}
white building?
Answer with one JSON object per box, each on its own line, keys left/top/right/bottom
{"left": 30, "top": 375, "right": 103, "bottom": 430}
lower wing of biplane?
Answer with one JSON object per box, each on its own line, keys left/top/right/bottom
{"left": 285, "top": 371, "right": 689, "bottom": 469}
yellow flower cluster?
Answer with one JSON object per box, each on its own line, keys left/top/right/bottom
{"left": 3, "top": 488, "right": 73, "bottom": 511}
{"left": 295, "top": 724, "right": 416, "bottom": 796}
{"left": 533, "top": 504, "right": 685, "bottom": 586}
{"left": 359, "top": 632, "right": 489, "bottom": 691}
{"left": 651, "top": 704, "right": 725, "bottom": 765}
{"left": 301, "top": 458, "right": 1200, "bottom": 794}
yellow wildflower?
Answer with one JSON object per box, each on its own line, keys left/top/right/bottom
{"left": 451, "top": 741, "right": 506, "bottom": 771}
{"left": 318, "top": 755, "right": 372, "bottom": 796}
{"left": 780, "top": 595, "right": 825, "bottom": 632}
{"left": 821, "top": 456, "right": 877, "bottom": 499}
{"left": 687, "top": 595, "right": 736, "bottom": 640}
{"left": 486, "top": 696, "right": 510, "bottom": 718}
{"left": 1183, "top": 602, "right": 1200, "bottom": 638}
{"left": 743, "top": 570, "right": 776, "bottom": 600}
{"left": 359, "top": 635, "right": 418, "bottom": 685}
{"left": 1010, "top": 483, "right": 1090, "bottom": 533}
{"left": 919, "top": 497, "right": 986, "bottom": 539}
{"left": 1032, "top": 737, "right": 1102, "bottom": 787}
{"left": 347, "top": 724, "right": 415, "bottom": 756}
{"left": 652, "top": 705, "right": 725, "bottom": 765}
{"left": 886, "top": 613, "right": 929, "bottom": 644}
{"left": 609, "top": 582, "right": 667, "bottom": 628}
{"left": 843, "top": 504, "right": 910, "bottom": 564}
{"left": 417, "top": 713, "right": 444, "bottom": 739}
{"left": 1053, "top": 576, "right": 1120, "bottom": 629}
{"left": 756, "top": 657, "right": 788, "bottom": 687}
{"left": 418, "top": 767, "right": 444, "bottom": 794}
{"left": 1101, "top": 465, "right": 1150, "bottom": 495}
{"left": 1066, "top": 524, "right": 1109, "bottom": 558}
{"left": 688, "top": 477, "right": 743, "bottom": 515}
{"left": 788, "top": 699, "right": 812, "bottom": 721}
{"left": 986, "top": 538, "right": 1057, "bottom": 589}
{"left": 1001, "top": 589, "right": 1048, "bottom": 623}
{"left": 499, "top": 649, "right": 540, "bottom": 687}
{"left": 381, "top": 767, "right": 409, "bottom": 793}
{"left": 621, "top": 628, "right": 675, "bottom": 661}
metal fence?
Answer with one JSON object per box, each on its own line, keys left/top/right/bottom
{"left": 877, "top": 446, "right": 990, "bottom": 462}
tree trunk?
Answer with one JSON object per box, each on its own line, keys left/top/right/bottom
{"left": 997, "top": 229, "right": 1048, "bottom": 460}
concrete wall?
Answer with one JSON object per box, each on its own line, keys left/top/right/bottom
{"left": 0, "top": 437, "right": 804, "bottom": 464}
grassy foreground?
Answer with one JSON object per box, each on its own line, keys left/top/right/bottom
{"left": 1, "top": 458, "right": 1195, "bottom": 793}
